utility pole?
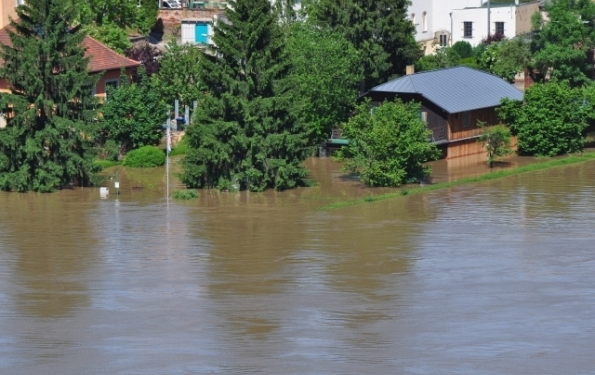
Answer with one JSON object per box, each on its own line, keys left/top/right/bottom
{"left": 487, "top": 0, "right": 491, "bottom": 38}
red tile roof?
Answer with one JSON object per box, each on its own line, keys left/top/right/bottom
{"left": 0, "top": 25, "right": 140, "bottom": 73}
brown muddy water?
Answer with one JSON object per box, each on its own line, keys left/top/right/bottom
{"left": 1, "top": 156, "right": 595, "bottom": 375}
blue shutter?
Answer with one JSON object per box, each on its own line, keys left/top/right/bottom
{"left": 195, "top": 23, "right": 208, "bottom": 44}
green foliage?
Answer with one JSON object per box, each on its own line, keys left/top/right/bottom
{"left": 334, "top": 98, "right": 441, "bottom": 187}
{"left": 452, "top": 41, "right": 473, "bottom": 59}
{"left": 123, "top": 145, "right": 165, "bottom": 167}
{"left": 477, "top": 121, "right": 514, "bottom": 167}
{"left": 152, "top": 40, "right": 203, "bottom": 108}
{"left": 415, "top": 47, "right": 461, "bottom": 72}
{"left": 479, "top": 38, "right": 530, "bottom": 82}
{"left": 0, "top": 0, "right": 99, "bottom": 192}
{"left": 181, "top": 0, "right": 310, "bottom": 192}
{"left": 498, "top": 80, "right": 587, "bottom": 156}
{"left": 285, "top": 22, "right": 362, "bottom": 145}
{"left": 172, "top": 189, "right": 200, "bottom": 200}
{"left": 98, "top": 69, "right": 166, "bottom": 154}
{"left": 530, "top": 0, "right": 595, "bottom": 86}
{"left": 308, "top": 0, "right": 421, "bottom": 90}
{"left": 93, "top": 159, "right": 121, "bottom": 170}
{"left": 169, "top": 136, "right": 188, "bottom": 156}
{"left": 460, "top": 57, "right": 479, "bottom": 69}
{"left": 86, "top": 22, "right": 132, "bottom": 54}
{"left": 77, "top": 0, "right": 158, "bottom": 40}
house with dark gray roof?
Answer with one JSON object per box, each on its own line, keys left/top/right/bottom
{"left": 362, "top": 66, "right": 524, "bottom": 158}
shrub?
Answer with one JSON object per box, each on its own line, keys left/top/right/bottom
{"left": 498, "top": 81, "right": 587, "bottom": 156}
{"left": 452, "top": 41, "right": 473, "bottom": 59}
{"left": 123, "top": 146, "right": 166, "bottom": 167}
{"left": 172, "top": 189, "right": 200, "bottom": 200}
{"left": 333, "top": 98, "right": 441, "bottom": 187}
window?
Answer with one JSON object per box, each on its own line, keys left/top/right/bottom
{"left": 464, "top": 22, "right": 473, "bottom": 38}
{"left": 411, "top": 13, "right": 416, "bottom": 26}
{"left": 439, "top": 34, "right": 448, "bottom": 46}
{"left": 462, "top": 111, "right": 471, "bottom": 129}
{"left": 16, "top": 0, "right": 25, "bottom": 5}
{"left": 495, "top": 22, "right": 505, "bottom": 35}
{"left": 104, "top": 79, "right": 120, "bottom": 100}
{"left": 422, "top": 12, "right": 428, "bottom": 32}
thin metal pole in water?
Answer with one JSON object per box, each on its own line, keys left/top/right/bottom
{"left": 166, "top": 125, "right": 171, "bottom": 201}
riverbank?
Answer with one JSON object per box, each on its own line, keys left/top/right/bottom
{"left": 319, "top": 152, "right": 595, "bottom": 210}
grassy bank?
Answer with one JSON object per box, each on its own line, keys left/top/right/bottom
{"left": 93, "top": 160, "right": 121, "bottom": 170}
{"left": 319, "top": 152, "right": 595, "bottom": 210}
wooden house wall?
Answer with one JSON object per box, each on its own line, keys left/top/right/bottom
{"left": 421, "top": 105, "right": 448, "bottom": 142}
{"left": 448, "top": 106, "right": 499, "bottom": 141}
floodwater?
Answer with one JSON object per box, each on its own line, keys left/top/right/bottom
{"left": 1, "top": 155, "right": 595, "bottom": 375}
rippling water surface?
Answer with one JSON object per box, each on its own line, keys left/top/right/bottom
{"left": 1, "top": 156, "right": 594, "bottom": 374}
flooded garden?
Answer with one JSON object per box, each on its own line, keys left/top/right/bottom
{"left": 1, "top": 155, "right": 594, "bottom": 374}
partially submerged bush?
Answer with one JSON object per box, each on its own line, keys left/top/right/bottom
{"left": 172, "top": 189, "right": 200, "bottom": 200}
{"left": 123, "top": 145, "right": 165, "bottom": 168}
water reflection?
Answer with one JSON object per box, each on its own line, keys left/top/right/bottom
{"left": 0, "top": 191, "right": 97, "bottom": 318}
{"left": 0, "top": 158, "right": 595, "bottom": 374}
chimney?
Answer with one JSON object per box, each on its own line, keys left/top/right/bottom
{"left": 406, "top": 65, "right": 415, "bottom": 75}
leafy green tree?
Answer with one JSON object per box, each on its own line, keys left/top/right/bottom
{"left": 530, "top": 0, "right": 595, "bottom": 86}
{"left": 415, "top": 47, "right": 461, "bottom": 72}
{"left": 86, "top": 22, "right": 132, "bottom": 54}
{"left": 151, "top": 40, "right": 203, "bottom": 108}
{"left": 477, "top": 121, "right": 513, "bottom": 167}
{"left": 452, "top": 41, "right": 473, "bottom": 59}
{"left": 0, "top": 0, "right": 98, "bottom": 192}
{"left": 334, "top": 98, "right": 440, "bottom": 187}
{"left": 306, "top": 0, "right": 421, "bottom": 90}
{"left": 498, "top": 80, "right": 587, "bottom": 156}
{"left": 286, "top": 22, "right": 362, "bottom": 146}
{"left": 97, "top": 69, "right": 167, "bottom": 155}
{"left": 181, "top": 0, "right": 310, "bottom": 192}
{"left": 479, "top": 37, "right": 531, "bottom": 82}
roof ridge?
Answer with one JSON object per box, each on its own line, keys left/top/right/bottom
{"left": 408, "top": 75, "right": 418, "bottom": 93}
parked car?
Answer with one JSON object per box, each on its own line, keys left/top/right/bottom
{"left": 162, "top": 0, "right": 182, "bottom": 9}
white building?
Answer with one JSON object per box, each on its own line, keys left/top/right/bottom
{"left": 451, "top": 1, "right": 539, "bottom": 46}
{"left": 410, "top": 0, "right": 539, "bottom": 53}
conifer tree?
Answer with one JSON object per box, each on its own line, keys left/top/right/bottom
{"left": 0, "top": 0, "right": 98, "bottom": 192}
{"left": 181, "top": 0, "right": 310, "bottom": 192}
{"left": 307, "top": 0, "right": 421, "bottom": 90}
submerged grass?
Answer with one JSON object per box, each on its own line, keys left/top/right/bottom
{"left": 172, "top": 189, "right": 200, "bottom": 200}
{"left": 319, "top": 152, "right": 595, "bottom": 210}
{"left": 169, "top": 136, "right": 188, "bottom": 156}
{"left": 93, "top": 159, "right": 121, "bottom": 170}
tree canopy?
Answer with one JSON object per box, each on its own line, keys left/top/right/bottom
{"left": 334, "top": 99, "right": 440, "bottom": 187}
{"left": 151, "top": 40, "right": 203, "bottom": 108}
{"left": 181, "top": 0, "right": 311, "bottom": 192}
{"left": 285, "top": 21, "right": 362, "bottom": 146}
{"left": 498, "top": 80, "right": 588, "bottom": 156}
{"left": 97, "top": 69, "right": 167, "bottom": 155}
{"left": 306, "top": 0, "right": 421, "bottom": 90}
{"left": 0, "top": 0, "right": 98, "bottom": 192}
{"left": 529, "top": 0, "right": 595, "bottom": 86}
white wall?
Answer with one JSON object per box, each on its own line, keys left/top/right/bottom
{"left": 408, "top": 0, "right": 483, "bottom": 50}
{"left": 451, "top": 6, "right": 516, "bottom": 46}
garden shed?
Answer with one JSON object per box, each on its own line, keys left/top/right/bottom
{"left": 362, "top": 66, "right": 524, "bottom": 158}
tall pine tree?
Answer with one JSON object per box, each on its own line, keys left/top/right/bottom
{"left": 181, "top": 0, "right": 310, "bottom": 192}
{"left": 0, "top": 0, "right": 98, "bottom": 192}
{"left": 307, "top": 0, "right": 421, "bottom": 90}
